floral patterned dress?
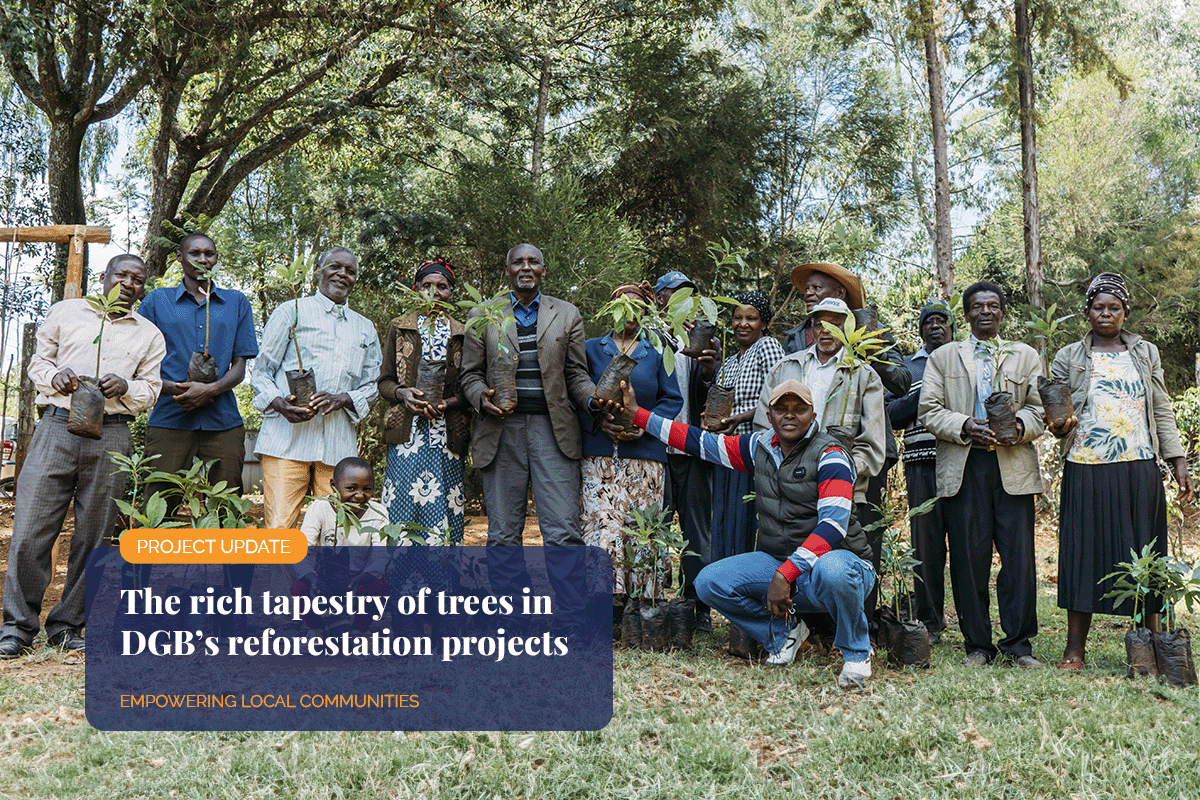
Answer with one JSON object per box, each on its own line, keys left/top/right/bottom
{"left": 1067, "top": 351, "right": 1154, "bottom": 464}
{"left": 1058, "top": 349, "right": 1165, "bottom": 615}
{"left": 381, "top": 316, "right": 466, "bottom": 543}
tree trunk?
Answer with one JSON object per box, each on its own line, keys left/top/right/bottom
{"left": 531, "top": 54, "right": 551, "bottom": 185}
{"left": 924, "top": 0, "right": 953, "bottom": 302}
{"left": 1015, "top": 0, "right": 1044, "bottom": 309}
{"left": 46, "top": 121, "right": 89, "bottom": 302}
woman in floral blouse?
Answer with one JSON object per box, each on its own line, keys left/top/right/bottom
{"left": 1047, "top": 272, "right": 1194, "bottom": 670}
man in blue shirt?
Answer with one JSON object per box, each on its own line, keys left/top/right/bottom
{"left": 138, "top": 233, "right": 259, "bottom": 500}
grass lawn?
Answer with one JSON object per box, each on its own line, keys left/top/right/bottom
{"left": 1, "top": 575, "right": 1198, "bottom": 799}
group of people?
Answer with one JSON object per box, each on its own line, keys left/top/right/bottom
{"left": 0, "top": 235, "right": 1191, "bottom": 692}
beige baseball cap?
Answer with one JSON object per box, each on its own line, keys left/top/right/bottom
{"left": 768, "top": 379, "right": 814, "bottom": 408}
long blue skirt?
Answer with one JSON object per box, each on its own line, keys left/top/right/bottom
{"left": 710, "top": 465, "right": 757, "bottom": 562}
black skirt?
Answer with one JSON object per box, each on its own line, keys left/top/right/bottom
{"left": 1058, "top": 459, "right": 1167, "bottom": 615}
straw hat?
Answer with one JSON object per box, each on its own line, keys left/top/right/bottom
{"left": 790, "top": 262, "right": 865, "bottom": 310}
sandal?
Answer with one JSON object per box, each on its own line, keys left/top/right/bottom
{"left": 1056, "top": 657, "right": 1085, "bottom": 671}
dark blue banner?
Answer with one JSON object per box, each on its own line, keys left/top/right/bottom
{"left": 84, "top": 546, "right": 613, "bottom": 731}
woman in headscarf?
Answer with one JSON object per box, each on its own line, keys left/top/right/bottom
{"left": 378, "top": 257, "right": 472, "bottom": 543}
{"left": 580, "top": 281, "right": 682, "bottom": 600}
{"left": 709, "top": 291, "right": 786, "bottom": 560}
{"left": 1048, "top": 272, "right": 1194, "bottom": 670}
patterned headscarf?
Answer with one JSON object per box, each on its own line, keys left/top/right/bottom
{"left": 610, "top": 281, "right": 655, "bottom": 305}
{"left": 413, "top": 257, "right": 457, "bottom": 288}
{"left": 1086, "top": 272, "right": 1130, "bottom": 310}
{"left": 733, "top": 291, "right": 773, "bottom": 325}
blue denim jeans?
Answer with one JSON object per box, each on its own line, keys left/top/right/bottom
{"left": 695, "top": 549, "right": 875, "bottom": 662}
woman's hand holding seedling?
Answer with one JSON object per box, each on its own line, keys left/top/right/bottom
{"left": 1045, "top": 412, "right": 1078, "bottom": 438}
{"left": 397, "top": 386, "right": 440, "bottom": 419}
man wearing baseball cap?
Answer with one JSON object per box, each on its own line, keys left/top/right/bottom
{"left": 613, "top": 377, "right": 876, "bottom": 689}
{"left": 776, "top": 263, "right": 909, "bottom": 645}
{"left": 654, "top": 271, "right": 719, "bottom": 631}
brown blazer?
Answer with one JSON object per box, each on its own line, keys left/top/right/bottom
{"left": 460, "top": 294, "right": 596, "bottom": 468}
{"left": 918, "top": 337, "right": 1046, "bottom": 497}
{"left": 378, "top": 314, "right": 471, "bottom": 457}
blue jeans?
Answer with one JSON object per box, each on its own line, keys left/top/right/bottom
{"left": 695, "top": 550, "right": 875, "bottom": 662}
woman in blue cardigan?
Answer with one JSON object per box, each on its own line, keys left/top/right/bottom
{"left": 581, "top": 282, "right": 683, "bottom": 599}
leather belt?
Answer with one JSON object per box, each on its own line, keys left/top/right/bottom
{"left": 47, "top": 405, "right": 134, "bottom": 424}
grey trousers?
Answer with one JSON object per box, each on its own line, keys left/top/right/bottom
{"left": 2, "top": 411, "right": 131, "bottom": 644}
{"left": 144, "top": 424, "right": 245, "bottom": 497}
{"left": 480, "top": 413, "right": 583, "bottom": 546}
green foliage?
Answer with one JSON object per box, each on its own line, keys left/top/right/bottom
{"left": 392, "top": 284, "right": 457, "bottom": 336}
{"left": 273, "top": 252, "right": 315, "bottom": 372}
{"left": 819, "top": 315, "right": 892, "bottom": 425}
{"left": 458, "top": 285, "right": 516, "bottom": 355}
{"left": 976, "top": 337, "right": 1016, "bottom": 395}
{"left": 593, "top": 287, "right": 732, "bottom": 374}
{"left": 867, "top": 495, "right": 937, "bottom": 617}
{"left": 83, "top": 284, "right": 127, "bottom": 377}
{"left": 110, "top": 455, "right": 255, "bottom": 532}
{"left": 1022, "top": 302, "right": 1075, "bottom": 359}
{"left": 619, "top": 503, "right": 695, "bottom": 602}
{"left": 1103, "top": 539, "right": 1200, "bottom": 629}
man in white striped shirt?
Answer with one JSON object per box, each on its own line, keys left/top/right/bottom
{"left": 251, "top": 247, "right": 382, "bottom": 531}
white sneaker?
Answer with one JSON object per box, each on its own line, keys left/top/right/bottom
{"left": 838, "top": 658, "right": 872, "bottom": 690}
{"left": 765, "top": 618, "right": 809, "bottom": 667}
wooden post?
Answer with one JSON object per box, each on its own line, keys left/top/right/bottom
{"left": 14, "top": 322, "right": 36, "bottom": 488}
{"left": 0, "top": 225, "right": 111, "bottom": 298}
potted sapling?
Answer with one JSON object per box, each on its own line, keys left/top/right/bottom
{"left": 871, "top": 496, "right": 937, "bottom": 668}
{"left": 187, "top": 264, "right": 221, "bottom": 383}
{"left": 1102, "top": 540, "right": 1200, "bottom": 684}
{"left": 68, "top": 285, "right": 128, "bottom": 439}
{"left": 459, "top": 286, "right": 519, "bottom": 412}
{"left": 593, "top": 286, "right": 728, "bottom": 431}
{"left": 1025, "top": 303, "right": 1076, "bottom": 428}
{"left": 393, "top": 282, "right": 460, "bottom": 411}
{"left": 977, "top": 337, "right": 1020, "bottom": 442}
{"left": 273, "top": 253, "right": 318, "bottom": 407}
{"left": 618, "top": 504, "right": 677, "bottom": 651}
{"left": 818, "top": 313, "right": 891, "bottom": 452}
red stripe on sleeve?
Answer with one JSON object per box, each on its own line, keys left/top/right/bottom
{"left": 799, "top": 536, "right": 833, "bottom": 558}
{"left": 634, "top": 407, "right": 651, "bottom": 428}
{"left": 666, "top": 420, "right": 690, "bottom": 452}
{"left": 724, "top": 436, "right": 746, "bottom": 472}
{"left": 776, "top": 560, "right": 801, "bottom": 583}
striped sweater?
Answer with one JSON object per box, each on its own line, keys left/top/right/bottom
{"left": 633, "top": 407, "right": 856, "bottom": 582}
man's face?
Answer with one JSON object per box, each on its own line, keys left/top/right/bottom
{"left": 506, "top": 246, "right": 545, "bottom": 293}
{"left": 804, "top": 272, "right": 847, "bottom": 313}
{"left": 965, "top": 291, "right": 1004, "bottom": 340}
{"left": 178, "top": 235, "right": 218, "bottom": 282}
{"left": 317, "top": 251, "right": 359, "bottom": 305}
{"left": 332, "top": 466, "right": 373, "bottom": 516}
{"left": 813, "top": 312, "right": 845, "bottom": 358}
{"left": 102, "top": 258, "right": 147, "bottom": 312}
{"left": 655, "top": 288, "right": 674, "bottom": 310}
{"left": 767, "top": 395, "right": 815, "bottom": 448}
{"left": 921, "top": 313, "right": 950, "bottom": 351}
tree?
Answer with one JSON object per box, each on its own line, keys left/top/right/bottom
{"left": 1, "top": 0, "right": 148, "bottom": 298}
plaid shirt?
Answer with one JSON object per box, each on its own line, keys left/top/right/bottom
{"left": 717, "top": 335, "right": 786, "bottom": 435}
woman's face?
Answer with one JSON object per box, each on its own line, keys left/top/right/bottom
{"left": 732, "top": 304, "right": 766, "bottom": 348}
{"left": 416, "top": 272, "right": 453, "bottom": 303}
{"left": 1086, "top": 292, "right": 1126, "bottom": 339}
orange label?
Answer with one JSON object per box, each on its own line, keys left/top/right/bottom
{"left": 120, "top": 529, "right": 308, "bottom": 564}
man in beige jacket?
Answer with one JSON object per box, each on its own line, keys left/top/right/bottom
{"left": 918, "top": 281, "right": 1045, "bottom": 668}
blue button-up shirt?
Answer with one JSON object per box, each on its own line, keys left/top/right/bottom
{"left": 251, "top": 292, "right": 382, "bottom": 466}
{"left": 137, "top": 282, "right": 258, "bottom": 431}
{"left": 510, "top": 291, "right": 541, "bottom": 327}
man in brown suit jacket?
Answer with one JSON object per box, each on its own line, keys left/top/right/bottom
{"left": 918, "top": 281, "right": 1045, "bottom": 669}
{"left": 461, "top": 244, "right": 596, "bottom": 547}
